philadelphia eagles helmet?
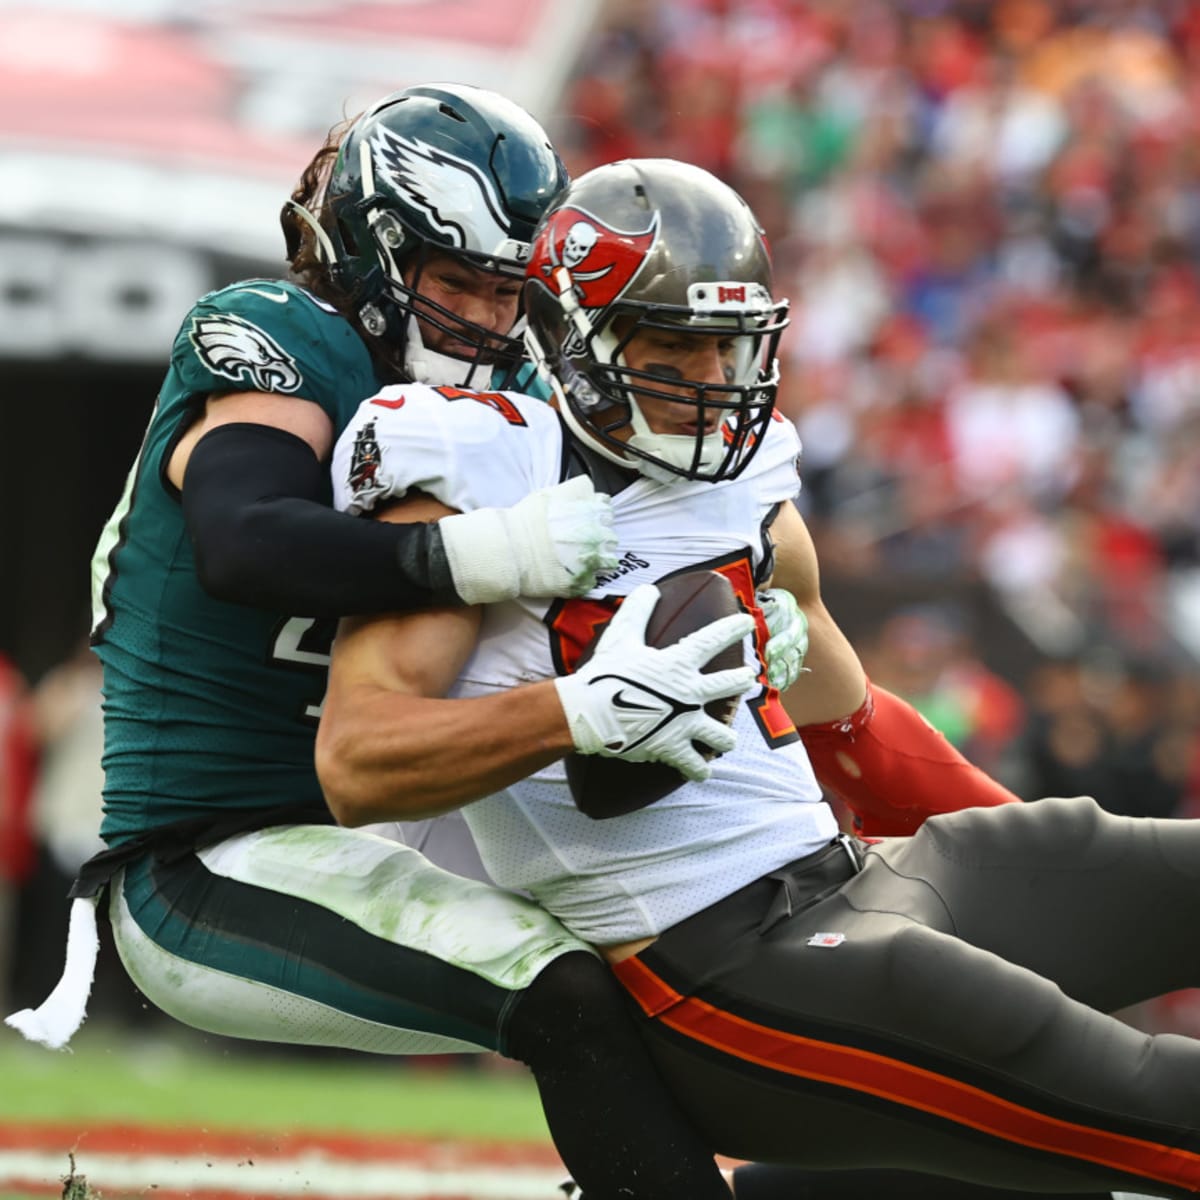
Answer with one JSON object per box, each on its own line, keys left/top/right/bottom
{"left": 308, "top": 83, "right": 568, "bottom": 385}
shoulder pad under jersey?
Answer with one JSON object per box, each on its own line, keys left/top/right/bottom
{"left": 171, "top": 279, "right": 380, "bottom": 422}
{"left": 332, "top": 382, "right": 565, "bottom": 517}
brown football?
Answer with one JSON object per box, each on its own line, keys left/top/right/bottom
{"left": 565, "top": 569, "right": 746, "bottom": 820}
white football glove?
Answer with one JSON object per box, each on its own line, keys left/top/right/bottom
{"left": 758, "top": 587, "right": 809, "bottom": 692}
{"left": 555, "top": 583, "right": 758, "bottom": 782}
{"left": 439, "top": 476, "right": 619, "bottom": 605}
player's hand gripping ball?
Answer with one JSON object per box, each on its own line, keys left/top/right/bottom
{"left": 562, "top": 570, "right": 753, "bottom": 819}
{"left": 759, "top": 586, "right": 809, "bottom": 692}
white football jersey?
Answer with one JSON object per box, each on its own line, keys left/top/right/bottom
{"left": 332, "top": 384, "right": 835, "bottom": 944}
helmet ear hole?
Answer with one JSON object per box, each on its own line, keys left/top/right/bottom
{"left": 281, "top": 206, "right": 303, "bottom": 260}
{"left": 339, "top": 220, "right": 360, "bottom": 256}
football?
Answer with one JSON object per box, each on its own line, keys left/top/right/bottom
{"left": 565, "top": 569, "right": 746, "bottom": 820}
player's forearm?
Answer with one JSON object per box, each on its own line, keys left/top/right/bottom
{"left": 315, "top": 681, "right": 573, "bottom": 824}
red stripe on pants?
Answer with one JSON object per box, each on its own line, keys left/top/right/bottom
{"left": 614, "top": 955, "right": 1200, "bottom": 1192}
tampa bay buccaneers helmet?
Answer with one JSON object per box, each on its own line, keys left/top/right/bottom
{"left": 524, "top": 158, "right": 789, "bottom": 483}
{"left": 291, "top": 83, "right": 567, "bottom": 386}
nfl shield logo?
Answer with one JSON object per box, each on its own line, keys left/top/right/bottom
{"left": 807, "top": 932, "right": 846, "bottom": 948}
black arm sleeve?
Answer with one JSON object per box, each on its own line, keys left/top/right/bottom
{"left": 180, "top": 422, "right": 461, "bottom": 616}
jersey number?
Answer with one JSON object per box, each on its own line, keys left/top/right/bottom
{"left": 435, "top": 385, "right": 528, "bottom": 426}
{"left": 270, "top": 615, "right": 337, "bottom": 722}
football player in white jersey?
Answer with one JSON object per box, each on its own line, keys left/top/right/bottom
{"left": 318, "top": 158, "right": 1200, "bottom": 1200}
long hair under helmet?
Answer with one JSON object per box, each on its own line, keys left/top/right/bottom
{"left": 523, "top": 158, "right": 790, "bottom": 483}
{"left": 288, "top": 83, "right": 568, "bottom": 386}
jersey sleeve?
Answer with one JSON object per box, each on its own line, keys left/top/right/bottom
{"left": 751, "top": 412, "right": 804, "bottom": 507}
{"left": 331, "top": 384, "right": 563, "bottom": 517}
{"left": 170, "top": 281, "right": 378, "bottom": 423}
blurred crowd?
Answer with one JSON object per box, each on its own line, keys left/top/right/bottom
{"left": 557, "top": 0, "right": 1200, "bottom": 823}
{"left": 856, "top": 603, "right": 1200, "bottom": 815}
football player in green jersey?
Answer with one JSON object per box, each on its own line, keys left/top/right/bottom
{"left": 8, "top": 86, "right": 743, "bottom": 1200}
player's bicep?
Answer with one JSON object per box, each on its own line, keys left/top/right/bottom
{"left": 764, "top": 500, "right": 818, "bottom": 604}
{"left": 202, "top": 390, "right": 334, "bottom": 457}
{"left": 328, "top": 493, "right": 481, "bottom": 702}
{"left": 768, "top": 502, "right": 868, "bottom": 726}
{"left": 331, "top": 605, "right": 481, "bottom": 704}
{"left": 168, "top": 391, "right": 333, "bottom": 491}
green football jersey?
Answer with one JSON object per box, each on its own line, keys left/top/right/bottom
{"left": 92, "top": 280, "right": 384, "bottom": 841}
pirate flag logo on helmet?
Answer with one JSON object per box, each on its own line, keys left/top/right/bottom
{"left": 535, "top": 206, "right": 659, "bottom": 308}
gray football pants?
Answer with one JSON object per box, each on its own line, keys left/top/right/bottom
{"left": 615, "top": 797, "right": 1200, "bottom": 1197}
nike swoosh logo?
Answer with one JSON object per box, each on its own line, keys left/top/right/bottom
{"left": 242, "top": 287, "right": 289, "bottom": 304}
{"left": 611, "top": 690, "right": 661, "bottom": 713}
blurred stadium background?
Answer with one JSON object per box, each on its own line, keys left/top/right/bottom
{"left": 2, "top": 0, "right": 1200, "bottom": 1171}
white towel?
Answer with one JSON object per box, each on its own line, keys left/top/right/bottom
{"left": 5, "top": 895, "right": 99, "bottom": 1050}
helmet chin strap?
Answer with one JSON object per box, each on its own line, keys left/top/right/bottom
{"left": 403, "top": 316, "right": 497, "bottom": 388}
{"left": 625, "top": 397, "right": 725, "bottom": 483}
{"left": 552, "top": 374, "right": 725, "bottom": 485}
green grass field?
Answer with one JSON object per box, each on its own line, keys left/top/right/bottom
{"left": 1, "top": 1020, "right": 553, "bottom": 1140}
{"left": 2, "top": 1021, "right": 558, "bottom": 1200}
